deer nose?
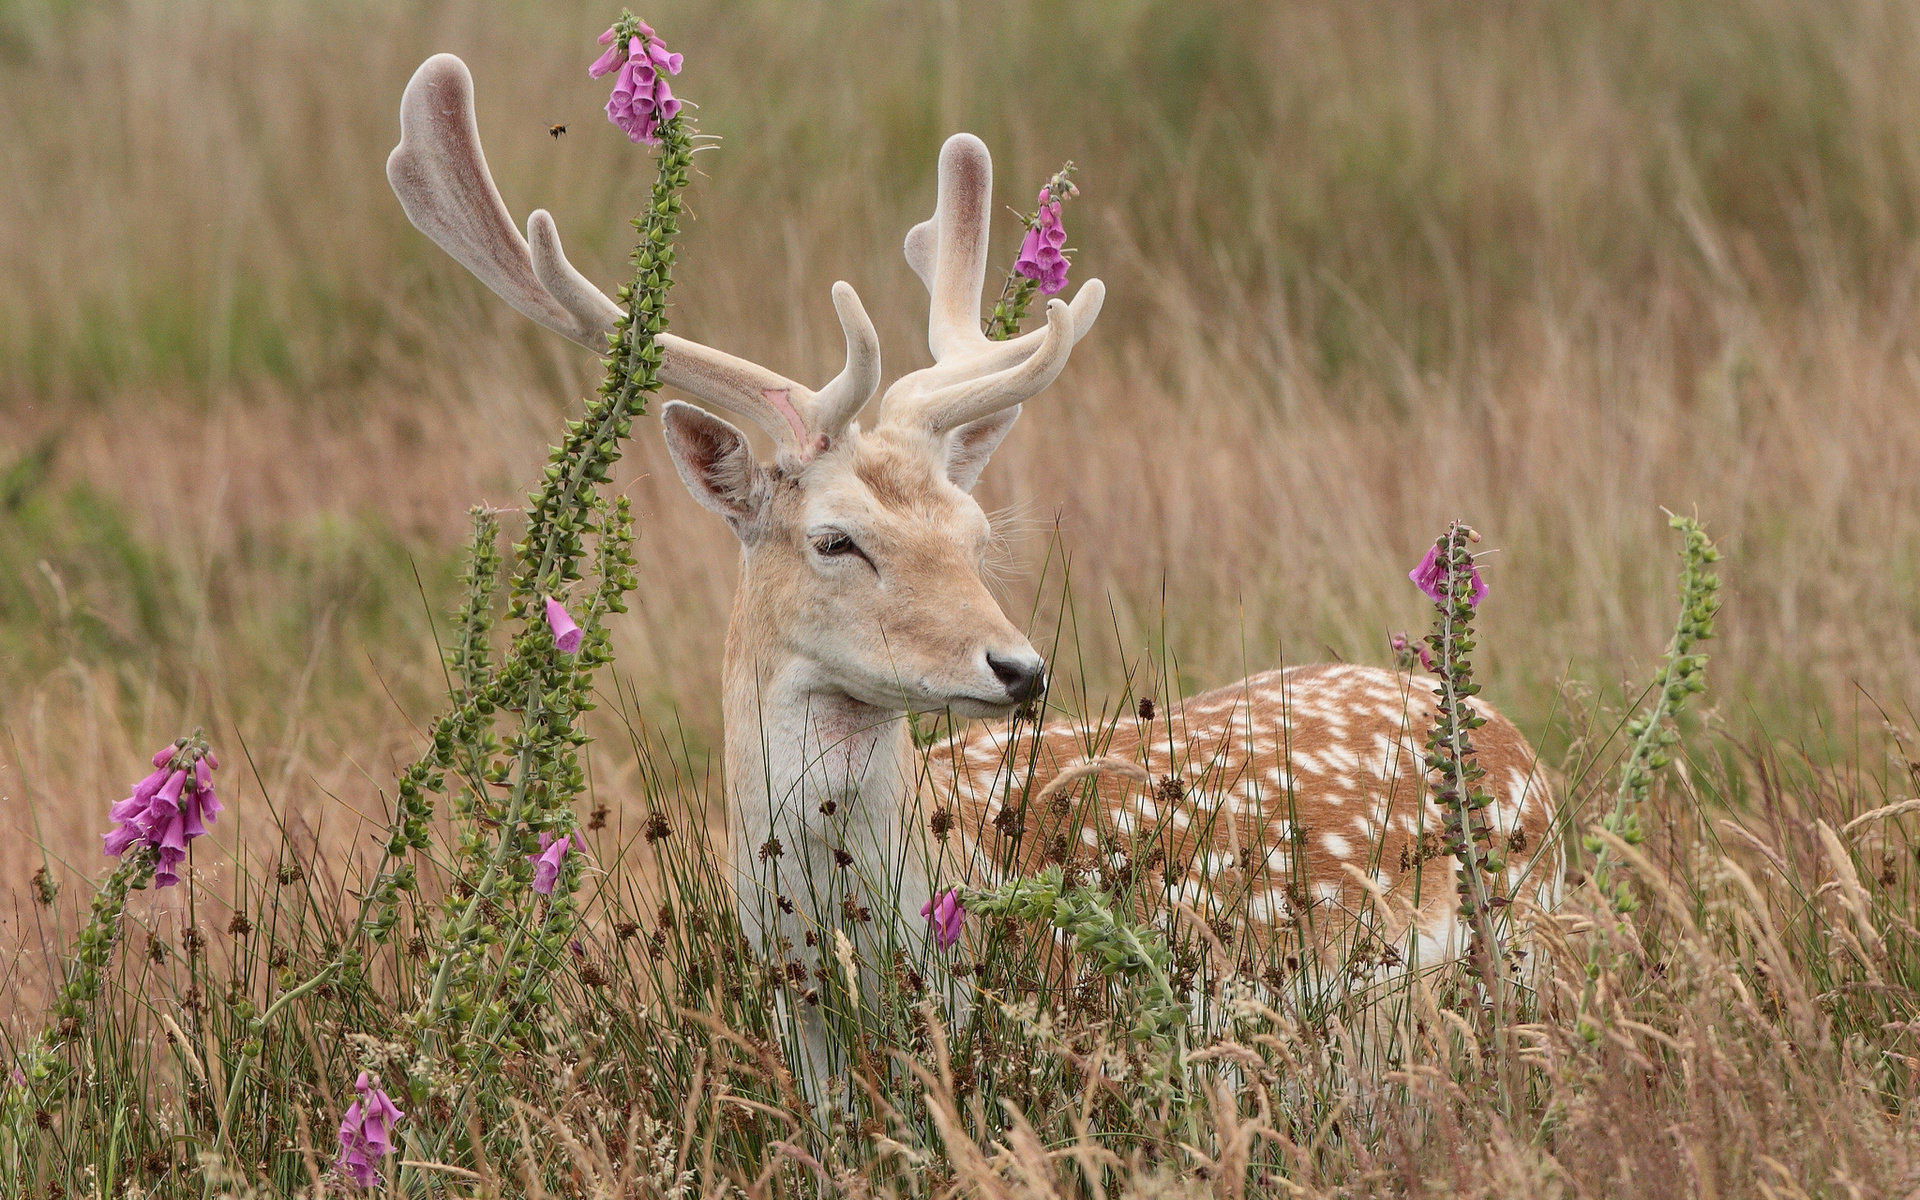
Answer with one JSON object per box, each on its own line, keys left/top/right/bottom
{"left": 987, "top": 651, "right": 1045, "bottom": 704}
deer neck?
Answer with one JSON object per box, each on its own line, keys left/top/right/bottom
{"left": 719, "top": 586, "right": 927, "bottom": 926}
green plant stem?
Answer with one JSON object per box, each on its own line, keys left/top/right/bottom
{"left": 1575, "top": 514, "right": 1720, "bottom": 1044}
{"left": 392, "top": 108, "right": 692, "bottom": 1194}
{"left": 1588, "top": 513, "right": 1721, "bottom": 911}
{"left": 216, "top": 960, "right": 340, "bottom": 1150}
{"left": 412, "top": 113, "right": 691, "bottom": 1040}
{"left": 1434, "top": 551, "right": 1502, "bottom": 1009}
{"left": 1417, "top": 522, "right": 1510, "bottom": 1113}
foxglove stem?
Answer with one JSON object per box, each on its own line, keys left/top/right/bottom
{"left": 15, "top": 731, "right": 216, "bottom": 1133}
{"left": 406, "top": 105, "right": 695, "bottom": 1173}
{"left": 1572, "top": 515, "right": 1721, "bottom": 1051}
{"left": 1415, "top": 522, "right": 1508, "bottom": 1049}
{"left": 1589, "top": 515, "right": 1721, "bottom": 912}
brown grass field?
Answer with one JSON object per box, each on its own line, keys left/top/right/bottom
{"left": 5, "top": 0, "right": 1920, "bottom": 1194}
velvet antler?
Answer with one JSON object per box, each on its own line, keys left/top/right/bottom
{"left": 387, "top": 54, "right": 880, "bottom": 456}
{"left": 878, "top": 134, "right": 1105, "bottom": 435}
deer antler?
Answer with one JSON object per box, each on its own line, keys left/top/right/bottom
{"left": 387, "top": 54, "right": 879, "bottom": 456}
{"left": 878, "top": 134, "right": 1105, "bottom": 435}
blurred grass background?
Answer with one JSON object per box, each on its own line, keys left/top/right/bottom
{"left": 5, "top": 0, "right": 1920, "bottom": 901}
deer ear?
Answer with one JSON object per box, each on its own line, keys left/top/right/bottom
{"left": 945, "top": 405, "right": 1021, "bottom": 492}
{"left": 661, "top": 401, "right": 770, "bottom": 532}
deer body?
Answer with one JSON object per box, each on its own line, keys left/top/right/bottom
{"left": 388, "top": 56, "right": 1563, "bottom": 1073}
{"left": 929, "top": 664, "right": 1559, "bottom": 969}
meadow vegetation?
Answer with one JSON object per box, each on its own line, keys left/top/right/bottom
{"left": 3, "top": 0, "right": 1920, "bottom": 1194}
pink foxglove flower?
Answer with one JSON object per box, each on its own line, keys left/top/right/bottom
{"left": 544, "top": 597, "right": 584, "bottom": 654}
{"left": 588, "top": 26, "right": 624, "bottom": 78}
{"left": 595, "top": 19, "right": 683, "bottom": 145}
{"left": 1409, "top": 543, "right": 1486, "bottom": 608}
{"left": 336, "top": 1071, "right": 405, "bottom": 1189}
{"left": 920, "top": 888, "right": 964, "bottom": 950}
{"left": 527, "top": 832, "right": 572, "bottom": 895}
{"left": 1014, "top": 189, "right": 1071, "bottom": 296}
{"left": 1389, "top": 631, "right": 1437, "bottom": 674}
{"left": 103, "top": 743, "right": 221, "bottom": 887}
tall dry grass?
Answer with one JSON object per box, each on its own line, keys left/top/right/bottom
{"left": 5, "top": 0, "right": 1920, "bottom": 915}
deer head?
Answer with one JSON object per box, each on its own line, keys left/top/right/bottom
{"left": 387, "top": 55, "right": 1103, "bottom": 718}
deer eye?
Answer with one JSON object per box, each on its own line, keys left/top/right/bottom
{"left": 811, "top": 532, "right": 860, "bottom": 558}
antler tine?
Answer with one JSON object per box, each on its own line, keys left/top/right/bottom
{"left": 915, "top": 133, "right": 995, "bottom": 360}
{"left": 653, "top": 335, "right": 817, "bottom": 450}
{"left": 929, "top": 278, "right": 1107, "bottom": 379}
{"left": 907, "top": 298, "right": 1077, "bottom": 434}
{"left": 527, "top": 209, "right": 624, "bottom": 336}
{"left": 806, "top": 281, "right": 883, "bottom": 441}
{"left": 881, "top": 133, "right": 1105, "bottom": 434}
{"left": 387, "top": 54, "right": 612, "bottom": 350}
{"left": 655, "top": 280, "right": 879, "bottom": 458}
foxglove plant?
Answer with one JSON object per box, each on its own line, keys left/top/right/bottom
{"left": 592, "top": 14, "right": 683, "bottom": 145}
{"left": 527, "top": 832, "right": 573, "bottom": 896}
{"left": 1014, "top": 189, "right": 1070, "bottom": 294}
{"left": 1573, "top": 514, "right": 1721, "bottom": 1048}
{"left": 1390, "top": 630, "right": 1434, "bottom": 673}
{"left": 1410, "top": 540, "right": 1487, "bottom": 608}
{"left": 544, "top": 596, "right": 584, "bottom": 654}
{"left": 920, "top": 889, "right": 964, "bottom": 950}
{"left": 102, "top": 735, "right": 222, "bottom": 888}
{"left": 338, "top": 12, "right": 689, "bottom": 1173}
{"left": 7, "top": 732, "right": 213, "bottom": 1137}
{"left": 1589, "top": 514, "right": 1721, "bottom": 911}
{"left": 336, "top": 1071, "right": 406, "bottom": 1188}
{"left": 984, "top": 163, "right": 1078, "bottom": 341}
{"left": 963, "top": 867, "right": 1183, "bottom": 1054}
{"left": 1412, "top": 524, "right": 1508, "bottom": 1022}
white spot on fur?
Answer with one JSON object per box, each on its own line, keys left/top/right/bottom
{"left": 1246, "top": 890, "right": 1292, "bottom": 922}
{"left": 1506, "top": 766, "right": 1534, "bottom": 812}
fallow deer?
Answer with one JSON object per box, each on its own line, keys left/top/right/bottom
{"left": 388, "top": 55, "right": 1562, "bottom": 1065}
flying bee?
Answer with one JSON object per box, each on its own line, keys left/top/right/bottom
{"left": 549, "top": 124, "right": 568, "bottom": 139}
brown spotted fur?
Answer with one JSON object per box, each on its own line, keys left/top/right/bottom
{"left": 924, "top": 663, "right": 1560, "bottom": 957}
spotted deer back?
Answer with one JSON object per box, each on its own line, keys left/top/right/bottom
{"left": 923, "top": 663, "right": 1560, "bottom": 952}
